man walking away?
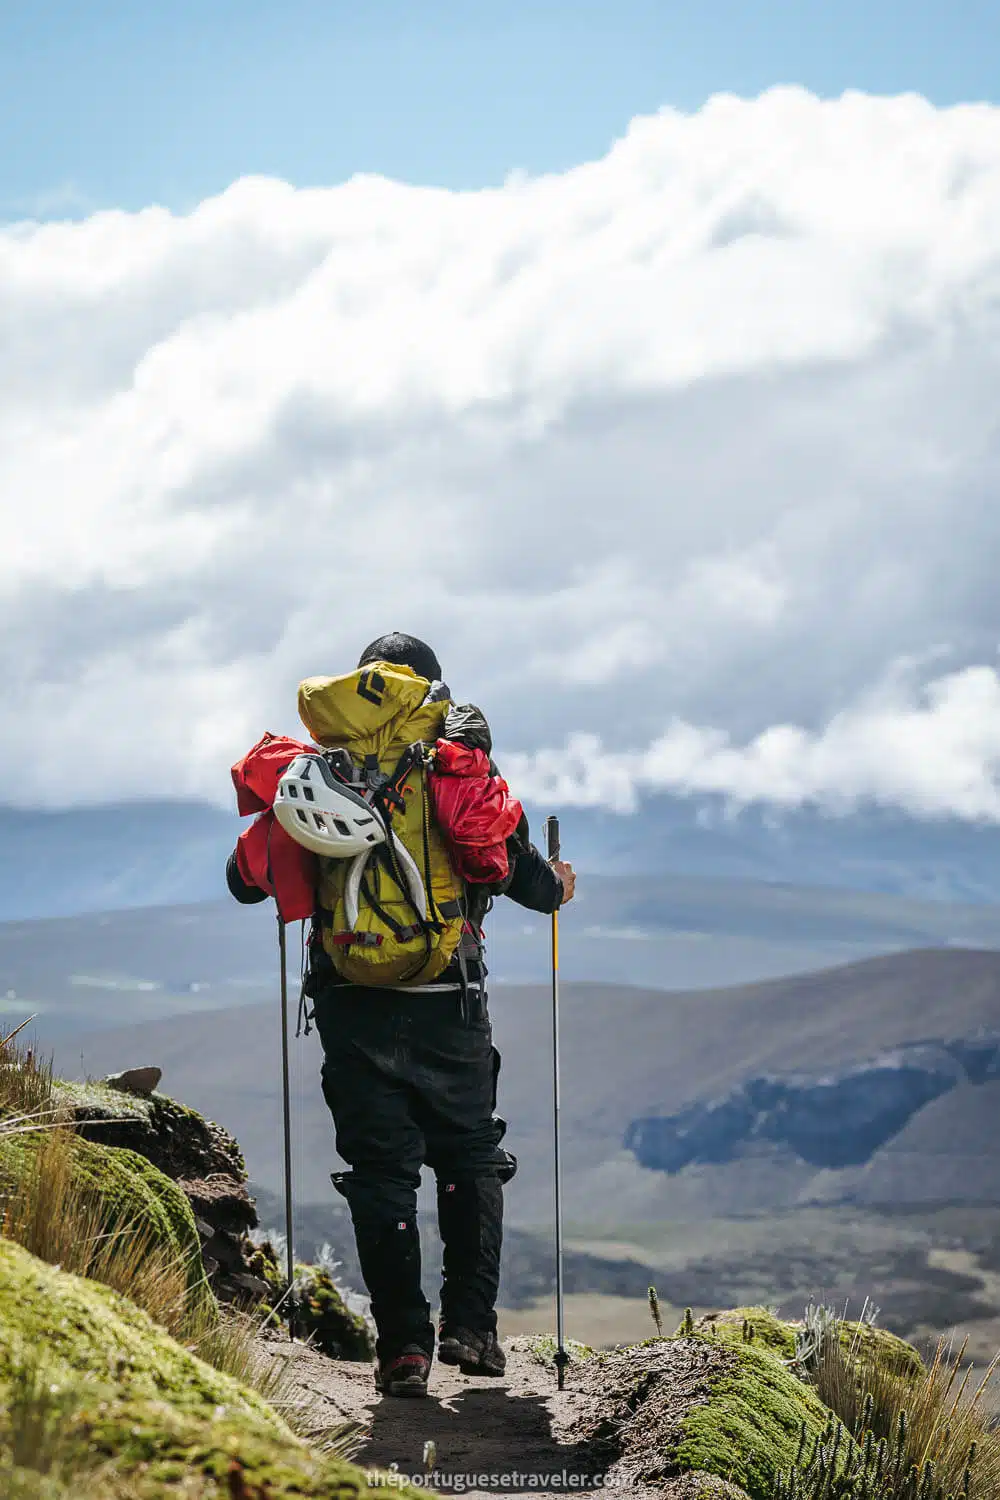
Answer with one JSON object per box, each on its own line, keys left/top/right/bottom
{"left": 226, "top": 633, "right": 575, "bottom": 1398}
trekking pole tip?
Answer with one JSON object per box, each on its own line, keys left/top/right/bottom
{"left": 554, "top": 1345, "right": 570, "bottom": 1390}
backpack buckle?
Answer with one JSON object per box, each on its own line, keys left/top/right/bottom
{"left": 330, "top": 931, "right": 384, "bottom": 948}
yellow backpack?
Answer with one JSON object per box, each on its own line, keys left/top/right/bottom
{"left": 297, "top": 662, "right": 466, "bottom": 987}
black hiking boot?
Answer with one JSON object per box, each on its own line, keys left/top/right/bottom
{"left": 374, "top": 1344, "right": 432, "bottom": 1398}
{"left": 438, "top": 1326, "right": 506, "bottom": 1377}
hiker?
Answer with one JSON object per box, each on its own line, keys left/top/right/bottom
{"left": 226, "top": 633, "right": 575, "bottom": 1398}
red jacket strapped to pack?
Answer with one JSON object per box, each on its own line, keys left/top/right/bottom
{"left": 428, "top": 740, "right": 523, "bottom": 884}
{"left": 231, "top": 733, "right": 319, "bottom": 923}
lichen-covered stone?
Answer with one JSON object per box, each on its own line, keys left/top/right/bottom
{"left": 0, "top": 1239, "right": 410, "bottom": 1498}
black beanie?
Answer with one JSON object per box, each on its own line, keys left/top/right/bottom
{"left": 357, "top": 633, "right": 442, "bottom": 683}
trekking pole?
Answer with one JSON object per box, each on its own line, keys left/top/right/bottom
{"left": 277, "top": 915, "right": 297, "bottom": 1339}
{"left": 545, "top": 815, "right": 569, "bottom": 1392}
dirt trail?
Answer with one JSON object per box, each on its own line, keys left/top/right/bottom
{"left": 256, "top": 1333, "right": 630, "bottom": 1498}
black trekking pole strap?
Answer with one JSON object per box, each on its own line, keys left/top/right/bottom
{"left": 545, "top": 814, "right": 569, "bottom": 1391}
{"left": 277, "top": 914, "right": 296, "bottom": 1340}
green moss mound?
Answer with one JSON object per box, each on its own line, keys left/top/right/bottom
{"left": 692, "top": 1306, "right": 923, "bottom": 1381}
{"left": 0, "top": 1133, "right": 208, "bottom": 1304}
{"left": 694, "top": 1307, "right": 798, "bottom": 1360}
{"left": 838, "top": 1317, "right": 923, "bottom": 1379}
{"left": 675, "top": 1341, "right": 835, "bottom": 1500}
{"left": 0, "top": 1238, "right": 403, "bottom": 1498}
{"left": 658, "top": 1311, "right": 921, "bottom": 1496}
{"left": 72, "top": 1139, "right": 205, "bottom": 1291}
{"left": 570, "top": 1333, "right": 830, "bottom": 1498}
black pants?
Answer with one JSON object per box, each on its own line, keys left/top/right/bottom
{"left": 313, "top": 984, "right": 514, "bottom": 1360}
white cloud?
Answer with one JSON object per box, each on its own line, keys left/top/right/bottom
{"left": 3, "top": 88, "right": 1000, "bottom": 818}
{"left": 505, "top": 665, "right": 1000, "bottom": 820}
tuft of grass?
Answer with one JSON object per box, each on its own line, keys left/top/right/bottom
{"left": 782, "top": 1302, "right": 1000, "bottom": 1497}
{"left": 0, "top": 1025, "right": 59, "bottom": 1136}
{"left": 1, "top": 1125, "right": 197, "bottom": 1342}
{"left": 189, "top": 1308, "right": 365, "bottom": 1460}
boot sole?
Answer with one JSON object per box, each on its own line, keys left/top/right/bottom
{"left": 377, "top": 1376, "right": 429, "bottom": 1398}
{"left": 438, "top": 1344, "right": 505, "bottom": 1377}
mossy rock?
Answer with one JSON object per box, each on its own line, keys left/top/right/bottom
{"left": 247, "top": 1237, "right": 288, "bottom": 1303}
{"left": 0, "top": 1133, "right": 208, "bottom": 1307}
{"left": 0, "top": 1238, "right": 412, "bottom": 1498}
{"left": 571, "top": 1332, "right": 833, "bottom": 1500}
{"left": 294, "top": 1264, "right": 374, "bottom": 1361}
{"left": 692, "top": 1306, "right": 923, "bottom": 1382}
{"left": 52, "top": 1081, "right": 247, "bottom": 1183}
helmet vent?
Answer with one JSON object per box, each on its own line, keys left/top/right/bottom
{"left": 303, "top": 786, "right": 315, "bottom": 802}
{"left": 334, "top": 817, "right": 352, "bottom": 836}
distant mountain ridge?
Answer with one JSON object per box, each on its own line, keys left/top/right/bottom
{"left": 6, "top": 792, "right": 1000, "bottom": 922}
{"left": 11, "top": 872, "right": 1000, "bottom": 1041}
{"left": 51, "top": 947, "right": 1000, "bottom": 1225}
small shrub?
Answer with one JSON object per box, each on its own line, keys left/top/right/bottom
{"left": 293, "top": 1264, "right": 374, "bottom": 1361}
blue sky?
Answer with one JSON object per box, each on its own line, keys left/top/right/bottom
{"left": 2, "top": 0, "right": 998, "bottom": 217}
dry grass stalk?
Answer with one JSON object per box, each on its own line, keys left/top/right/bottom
{"left": 0, "top": 1125, "right": 195, "bottom": 1340}
{"left": 810, "top": 1316, "right": 1000, "bottom": 1493}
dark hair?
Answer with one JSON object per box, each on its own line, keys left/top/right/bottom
{"left": 357, "top": 633, "right": 442, "bottom": 682}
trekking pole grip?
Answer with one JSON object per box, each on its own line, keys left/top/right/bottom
{"left": 545, "top": 815, "right": 560, "bottom": 863}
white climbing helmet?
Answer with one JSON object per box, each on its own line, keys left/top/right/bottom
{"left": 274, "top": 754, "right": 386, "bottom": 858}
